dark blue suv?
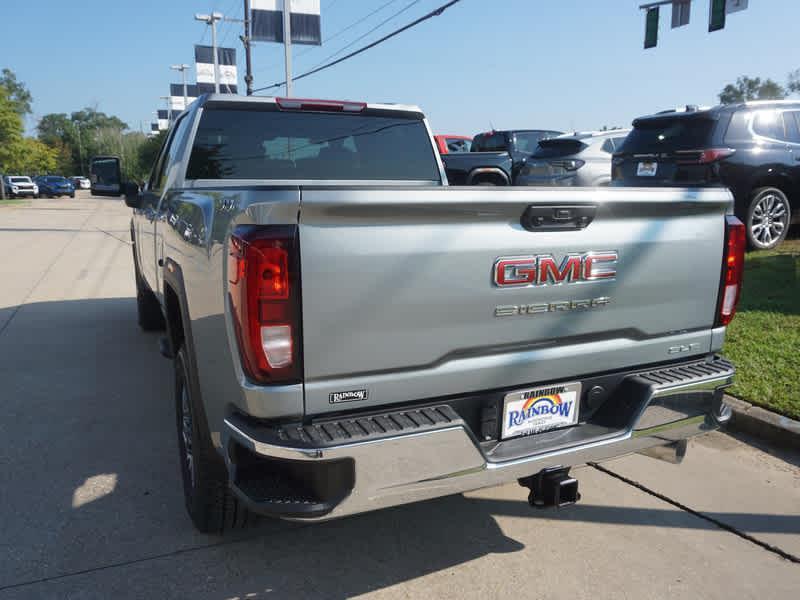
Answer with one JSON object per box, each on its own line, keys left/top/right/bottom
{"left": 613, "top": 101, "right": 800, "bottom": 250}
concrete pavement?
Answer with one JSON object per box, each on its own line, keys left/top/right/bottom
{"left": 0, "top": 193, "right": 798, "bottom": 599}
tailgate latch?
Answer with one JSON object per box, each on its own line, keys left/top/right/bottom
{"left": 521, "top": 204, "right": 597, "bottom": 232}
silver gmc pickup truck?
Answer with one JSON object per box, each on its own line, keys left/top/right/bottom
{"left": 126, "top": 94, "right": 743, "bottom": 533}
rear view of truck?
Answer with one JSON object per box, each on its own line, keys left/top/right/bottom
{"left": 142, "top": 96, "right": 743, "bottom": 532}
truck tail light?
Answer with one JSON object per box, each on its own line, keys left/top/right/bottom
{"left": 275, "top": 97, "right": 366, "bottom": 112}
{"left": 228, "top": 225, "right": 302, "bottom": 384}
{"left": 716, "top": 216, "right": 746, "bottom": 327}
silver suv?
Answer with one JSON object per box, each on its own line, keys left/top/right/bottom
{"left": 517, "top": 130, "right": 630, "bottom": 187}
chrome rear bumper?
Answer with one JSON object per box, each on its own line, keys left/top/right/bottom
{"left": 223, "top": 357, "right": 734, "bottom": 521}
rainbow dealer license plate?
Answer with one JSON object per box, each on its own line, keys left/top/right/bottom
{"left": 501, "top": 382, "right": 581, "bottom": 439}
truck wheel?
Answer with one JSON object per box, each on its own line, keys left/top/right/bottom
{"left": 133, "top": 251, "right": 165, "bottom": 331}
{"left": 746, "top": 187, "right": 791, "bottom": 250}
{"left": 175, "top": 345, "right": 251, "bottom": 534}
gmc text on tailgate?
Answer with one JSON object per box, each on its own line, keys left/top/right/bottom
{"left": 126, "top": 94, "right": 741, "bottom": 533}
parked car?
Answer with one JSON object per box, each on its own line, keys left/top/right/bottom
{"left": 71, "top": 176, "right": 91, "bottom": 190}
{"left": 517, "top": 130, "right": 630, "bottom": 187}
{"left": 434, "top": 134, "right": 472, "bottom": 154}
{"left": 35, "top": 176, "right": 75, "bottom": 198}
{"left": 612, "top": 101, "right": 800, "bottom": 249}
{"left": 3, "top": 175, "right": 39, "bottom": 198}
{"left": 126, "top": 94, "right": 738, "bottom": 533}
{"left": 443, "top": 129, "right": 562, "bottom": 185}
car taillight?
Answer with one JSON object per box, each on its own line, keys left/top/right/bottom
{"left": 716, "top": 216, "right": 746, "bottom": 327}
{"left": 698, "top": 148, "right": 735, "bottom": 163}
{"left": 552, "top": 159, "right": 585, "bottom": 171}
{"left": 228, "top": 225, "right": 302, "bottom": 384}
{"left": 677, "top": 148, "right": 735, "bottom": 164}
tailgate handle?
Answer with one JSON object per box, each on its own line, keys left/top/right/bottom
{"left": 521, "top": 204, "right": 597, "bottom": 232}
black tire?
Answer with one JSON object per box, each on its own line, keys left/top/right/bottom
{"left": 475, "top": 180, "right": 497, "bottom": 186}
{"left": 70, "top": 193, "right": 75, "bottom": 198}
{"left": 175, "top": 346, "right": 251, "bottom": 534}
{"left": 133, "top": 250, "right": 165, "bottom": 331}
{"left": 745, "top": 187, "right": 792, "bottom": 250}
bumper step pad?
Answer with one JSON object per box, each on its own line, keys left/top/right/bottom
{"left": 634, "top": 357, "right": 734, "bottom": 389}
{"left": 275, "top": 405, "right": 462, "bottom": 447}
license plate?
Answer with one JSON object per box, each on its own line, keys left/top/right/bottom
{"left": 501, "top": 382, "right": 581, "bottom": 439}
{"left": 637, "top": 161, "right": 658, "bottom": 176}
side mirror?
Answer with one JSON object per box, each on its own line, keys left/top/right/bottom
{"left": 124, "top": 181, "right": 142, "bottom": 209}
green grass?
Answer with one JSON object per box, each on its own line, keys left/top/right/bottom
{"left": 723, "top": 236, "right": 800, "bottom": 420}
{"left": 0, "top": 199, "right": 28, "bottom": 207}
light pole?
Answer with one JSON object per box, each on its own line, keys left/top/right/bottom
{"left": 72, "top": 122, "right": 85, "bottom": 176}
{"left": 170, "top": 64, "right": 191, "bottom": 109}
{"left": 195, "top": 12, "right": 223, "bottom": 93}
{"left": 243, "top": 0, "right": 254, "bottom": 95}
{"left": 283, "top": 1, "right": 292, "bottom": 96}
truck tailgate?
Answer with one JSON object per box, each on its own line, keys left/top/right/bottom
{"left": 298, "top": 186, "right": 730, "bottom": 415}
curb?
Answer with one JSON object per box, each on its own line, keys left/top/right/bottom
{"left": 724, "top": 394, "right": 800, "bottom": 449}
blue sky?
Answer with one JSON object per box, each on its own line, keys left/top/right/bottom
{"left": 3, "top": 0, "right": 799, "bottom": 136}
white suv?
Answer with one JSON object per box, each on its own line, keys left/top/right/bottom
{"left": 3, "top": 176, "right": 39, "bottom": 198}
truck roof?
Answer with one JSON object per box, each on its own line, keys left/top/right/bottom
{"left": 196, "top": 93, "right": 425, "bottom": 116}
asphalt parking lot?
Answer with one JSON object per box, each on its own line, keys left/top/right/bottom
{"left": 0, "top": 192, "right": 798, "bottom": 599}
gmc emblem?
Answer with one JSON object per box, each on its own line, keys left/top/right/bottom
{"left": 494, "top": 252, "right": 618, "bottom": 287}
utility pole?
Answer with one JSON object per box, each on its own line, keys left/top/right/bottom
{"left": 195, "top": 12, "right": 223, "bottom": 93}
{"left": 74, "top": 123, "right": 85, "bottom": 176}
{"left": 283, "top": 0, "right": 292, "bottom": 96}
{"left": 242, "top": 0, "right": 254, "bottom": 95}
{"left": 171, "top": 64, "right": 191, "bottom": 108}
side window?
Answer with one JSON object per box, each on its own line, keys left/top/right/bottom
{"left": 149, "top": 115, "right": 190, "bottom": 191}
{"left": 783, "top": 111, "right": 800, "bottom": 143}
{"left": 600, "top": 138, "right": 615, "bottom": 154}
{"left": 148, "top": 133, "right": 173, "bottom": 191}
{"left": 752, "top": 110, "right": 786, "bottom": 141}
{"left": 612, "top": 136, "right": 629, "bottom": 150}
{"left": 724, "top": 110, "right": 751, "bottom": 144}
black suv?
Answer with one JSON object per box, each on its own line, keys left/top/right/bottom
{"left": 612, "top": 102, "right": 800, "bottom": 249}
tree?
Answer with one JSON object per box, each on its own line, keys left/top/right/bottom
{"left": 0, "top": 68, "right": 33, "bottom": 115}
{"left": 0, "top": 86, "right": 24, "bottom": 173}
{"left": 3, "top": 138, "right": 58, "bottom": 174}
{"left": 788, "top": 69, "right": 800, "bottom": 95}
{"left": 37, "top": 113, "right": 73, "bottom": 146}
{"left": 719, "top": 76, "right": 787, "bottom": 104}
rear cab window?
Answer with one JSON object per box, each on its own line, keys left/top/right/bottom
{"left": 446, "top": 138, "right": 471, "bottom": 153}
{"left": 186, "top": 105, "right": 441, "bottom": 182}
{"left": 471, "top": 132, "right": 507, "bottom": 152}
{"left": 513, "top": 131, "right": 560, "bottom": 154}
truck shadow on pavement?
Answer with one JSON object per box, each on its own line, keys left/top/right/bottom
{"left": 1, "top": 297, "right": 526, "bottom": 595}
{"left": 1, "top": 297, "right": 798, "bottom": 598}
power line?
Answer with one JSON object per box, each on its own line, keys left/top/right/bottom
{"left": 307, "top": 0, "right": 423, "bottom": 70}
{"left": 256, "top": 0, "right": 402, "bottom": 75}
{"left": 252, "top": 0, "right": 464, "bottom": 93}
